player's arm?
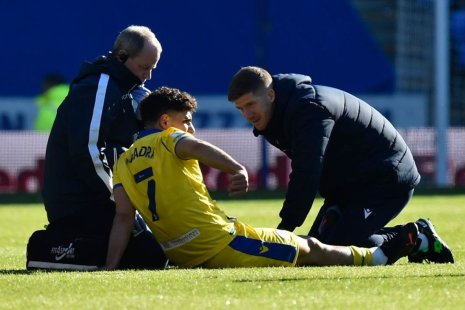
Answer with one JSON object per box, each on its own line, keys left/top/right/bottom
{"left": 278, "top": 102, "right": 334, "bottom": 231}
{"left": 175, "top": 135, "right": 248, "bottom": 196}
{"left": 104, "top": 184, "right": 136, "bottom": 270}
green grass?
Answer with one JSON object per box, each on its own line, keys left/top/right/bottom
{"left": 1, "top": 195, "right": 464, "bottom": 309}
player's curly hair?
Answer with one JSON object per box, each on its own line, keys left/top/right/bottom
{"left": 140, "top": 86, "right": 197, "bottom": 125}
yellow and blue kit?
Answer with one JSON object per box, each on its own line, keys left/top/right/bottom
{"left": 113, "top": 127, "right": 298, "bottom": 268}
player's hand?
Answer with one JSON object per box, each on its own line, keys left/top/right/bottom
{"left": 131, "top": 85, "right": 151, "bottom": 103}
{"left": 228, "top": 168, "right": 248, "bottom": 197}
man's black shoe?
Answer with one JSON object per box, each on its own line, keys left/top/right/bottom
{"left": 408, "top": 218, "right": 454, "bottom": 264}
{"left": 381, "top": 222, "right": 419, "bottom": 265}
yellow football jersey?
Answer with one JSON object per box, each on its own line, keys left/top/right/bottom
{"left": 113, "top": 127, "right": 236, "bottom": 267}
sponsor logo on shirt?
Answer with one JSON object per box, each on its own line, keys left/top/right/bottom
{"left": 161, "top": 229, "right": 200, "bottom": 250}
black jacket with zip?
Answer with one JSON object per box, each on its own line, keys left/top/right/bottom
{"left": 43, "top": 53, "right": 142, "bottom": 223}
{"left": 254, "top": 74, "right": 420, "bottom": 231}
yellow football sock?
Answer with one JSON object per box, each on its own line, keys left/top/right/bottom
{"left": 350, "top": 246, "right": 373, "bottom": 266}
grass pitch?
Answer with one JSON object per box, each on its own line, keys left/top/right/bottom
{"left": 1, "top": 194, "right": 464, "bottom": 309}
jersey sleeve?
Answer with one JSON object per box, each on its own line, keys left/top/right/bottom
{"left": 161, "top": 127, "right": 191, "bottom": 156}
{"left": 112, "top": 160, "right": 123, "bottom": 188}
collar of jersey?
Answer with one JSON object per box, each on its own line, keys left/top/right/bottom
{"left": 137, "top": 129, "right": 162, "bottom": 139}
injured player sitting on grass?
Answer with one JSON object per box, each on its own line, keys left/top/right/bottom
{"left": 104, "top": 86, "right": 423, "bottom": 270}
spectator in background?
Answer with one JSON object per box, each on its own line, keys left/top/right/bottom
{"left": 228, "top": 66, "right": 454, "bottom": 264}
{"left": 34, "top": 73, "right": 69, "bottom": 131}
{"left": 33, "top": 25, "right": 167, "bottom": 270}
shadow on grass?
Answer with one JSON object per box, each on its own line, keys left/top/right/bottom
{"left": 232, "top": 272, "right": 465, "bottom": 283}
{"left": 0, "top": 269, "right": 33, "bottom": 275}
{"left": 0, "top": 268, "right": 97, "bottom": 274}
{"left": 2, "top": 267, "right": 464, "bottom": 279}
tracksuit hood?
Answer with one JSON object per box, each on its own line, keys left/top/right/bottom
{"left": 72, "top": 52, "right": 142, "bottom": 93}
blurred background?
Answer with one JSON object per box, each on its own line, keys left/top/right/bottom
{"left": 0, "top": 0, "right": 464, "bottom": 198}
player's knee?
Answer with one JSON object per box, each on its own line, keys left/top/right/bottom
{"left": 297, "top": 236, "right": 325, "bottom": 265}
{"left": 307, "top": 237, "right": 324, "bottom": 255}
